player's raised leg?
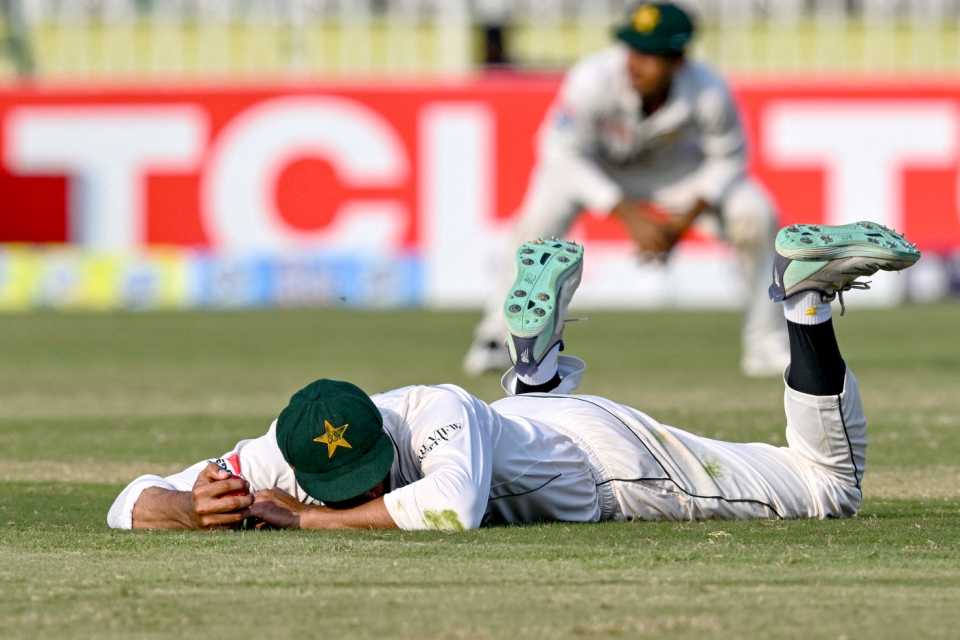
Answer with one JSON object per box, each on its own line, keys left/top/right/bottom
{"left": 771, "top": 220, "right": 920, "bottom": 507}
{"left": 498, "top": 238, "right": 585, "bottom": 396}
{"left": 609, "top": 220, "right": 919, "bottom": 520}
{"left": 464, "top": 164, "right": 582, "bottom": 376}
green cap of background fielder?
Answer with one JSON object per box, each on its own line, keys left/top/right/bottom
{"left": 613, "top": 2, "right": 695, "bottom": 56}
{"left": 275, "top": 379, "right": 394, "bottom": 503}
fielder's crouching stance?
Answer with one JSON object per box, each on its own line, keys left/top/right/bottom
{"left": 108, "top": 222, "right": 920, "bottom": 531}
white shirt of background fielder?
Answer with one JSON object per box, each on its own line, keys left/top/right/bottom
{"left": 543, "top": 45, "right": 747, "bottom": 213}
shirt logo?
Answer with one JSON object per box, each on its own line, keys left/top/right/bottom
{"left": 314, "top": 419, "right": 352, "bottom": 458}
{"left": 212, "top": 454, "right": 242, "bottom": 476}
{"left": 633, "top": 5, "right": 660, "bottom": 33}
{"left": 416, "top": 423, "right": 464, "bottom": 462}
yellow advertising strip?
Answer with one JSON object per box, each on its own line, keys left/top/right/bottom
{"left": 0, "top": 246, "right": 193, "bottom": 311}
{"left": 0, "top": 246, "right": 42, "bottom": 311}
{"left": 153, "top": 249, "right": 190, "bottom": 309}
{"left": 79, "top": 254, "right": 122, "bottom": 310}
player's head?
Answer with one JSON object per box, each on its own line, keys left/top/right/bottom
{"left": 613, "top": 2, "right": 695, "bottom": 95}
{"left": 275, "top": 378, "right": 394, "bottom": 506}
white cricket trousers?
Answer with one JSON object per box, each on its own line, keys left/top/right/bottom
{"left": 544, "top": 371, "right": 866, "bottom": 520}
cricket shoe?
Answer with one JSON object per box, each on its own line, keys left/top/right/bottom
{"left": 504, "top": 238, "right": 584, "bottom": 377}
{"left": 769, "top": 221, "right": 920, "bottom": 311}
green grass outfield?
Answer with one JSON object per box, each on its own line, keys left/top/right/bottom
{"left": 1, "top": 305, "right": 958, "bottom": 639}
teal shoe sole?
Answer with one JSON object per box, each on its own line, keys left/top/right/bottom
{"left": 775, "top": 221, "right": 920, "bottom": 267}
{"left": 504, "top": 239, "right": 583, "bottom": 339}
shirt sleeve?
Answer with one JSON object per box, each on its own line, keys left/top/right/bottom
{"left": 695, "top": 77, "right": 748, "bottom": 206}
{"left": 106, "top": 462, "right": 207, "bottom": 529}
{"left": 382, "top": 388, "right": 492, "bottom": 531}
{"left": 106, "top": 421, "right": 287, "bottom": 530}
{"left": 537, "top": 61, "right": 624, "bottom": 214}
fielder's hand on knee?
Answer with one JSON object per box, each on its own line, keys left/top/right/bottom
{"left": 612, "top": 199, "right": 708, "bottom": 263}
{"left": 613, "top": 201, "right": 679, "bottom": 259}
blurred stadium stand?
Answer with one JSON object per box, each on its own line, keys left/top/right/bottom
{"left": 2, "top": 0, "right": 960, "bottom": 80}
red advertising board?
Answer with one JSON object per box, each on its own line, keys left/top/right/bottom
{"left": 0, "top": 81, "right": 553, "bottom": 251}
{"left": 2, "top": 78, "right": 960, "bottom": 254}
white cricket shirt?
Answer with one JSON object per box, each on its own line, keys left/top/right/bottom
{"left": 107, "top": 377, "right": 614, "bottom": 531}
{"left": 540, "top": 45, "right": 748, "bottom": 211}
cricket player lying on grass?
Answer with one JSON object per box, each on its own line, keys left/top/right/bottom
{"left": 108, "top": 222, "right": 920, "bottom": 531}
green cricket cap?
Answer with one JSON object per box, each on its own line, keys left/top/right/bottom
{"left": 275, "top": 379, "right": 394, "bottom": 503}
{"left": 613, "top": 2, "right": 695, "bottom": 56}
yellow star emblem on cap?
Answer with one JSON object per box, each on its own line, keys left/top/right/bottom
{"left": 633, "top": 4, "right": 661, "bottom": 33}
{"left": 314, "top": 419, "right": 352, "bottom": 458}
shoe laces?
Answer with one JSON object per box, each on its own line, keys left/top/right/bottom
{"left": 823, "top": 280, "right": 871, "bottom": 315}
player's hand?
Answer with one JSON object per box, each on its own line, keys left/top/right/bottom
{"left": 190, "top": 462, "right": 254, "bottom": 529}
{"left": 612, "top": 201, "right": 681, "bottom": 261}
{"left": 246, "top": 489, "right": 303, "bottom": 529}
{"left": 252, "top": 488, "right": 305, "bottom": 513}
{"left": 638, "top": 220, "right": 682, "bottom": 257}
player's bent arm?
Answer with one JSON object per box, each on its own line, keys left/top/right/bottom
{"left": 377, "top": 386, "right": 493, "bottom": 531}
{"left": 135, "top": 463, "right": 253, "bottom": 529}
{"left": 249, "top": 466, "right": 488, "bottom": 532}
{"left": 300, "top": 497, "right": 397, "bottom": 530}
{"left": 541, "top": 151, "right": 623, "bottom": 214}
{"left": 107, "top": 474, "right": 183, "bottom": 529}
{"left": 694, "top": 79, "right": 748, "bottom": 206}
{"left": 107, "top": 460, "right": 210, "bottom": 529}
{"left": 108, "top": 425, "right": 283, "bottom": 530}
{"left": 395, "top": 389, "right": 493, "bottom": 530}
{"left": 537, "top": 56, "right": 623, "bottom": 213}
{"left": 539, "top": 92, "right": 622, "bottom": 213}
{"left": 108, "top": 462, "right": 253, "bottom": 530}
{"left": 130, "top": 487, "right": 202, "bottom": 530}
{"left": 669, "top": 198, "right": 711, "bottom": 242}
{"left": 246, "top": 489, "right": 397, "bottom": 530}
{"left": 384, "top": 468, "right": 487, "bottom": 531}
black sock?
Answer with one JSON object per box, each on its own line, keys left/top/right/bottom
{"left": 516, "top": 372, "right": 562, "bottom": 394}
{"left": 786, "top": 320, "right": 846, "bottom": 396}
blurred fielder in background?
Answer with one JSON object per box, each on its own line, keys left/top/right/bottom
{"left": 465, "top": 1, "right": 789, "bottom": 378}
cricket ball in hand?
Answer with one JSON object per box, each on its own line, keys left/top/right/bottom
{"left": 213, "top": 458, "right": 250, "bottom": 497}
